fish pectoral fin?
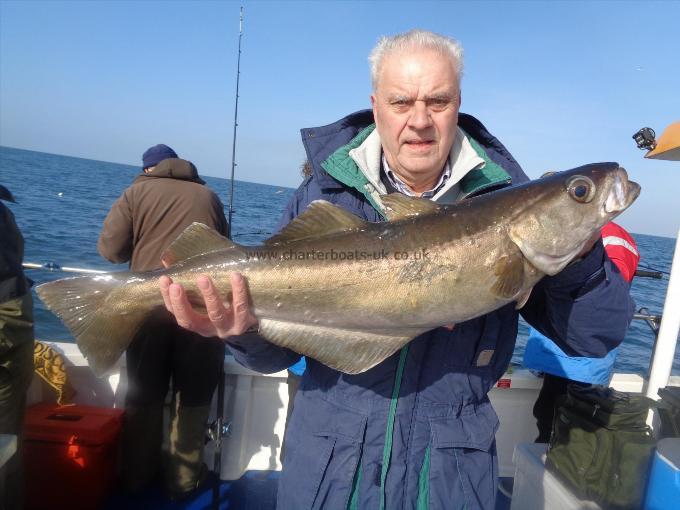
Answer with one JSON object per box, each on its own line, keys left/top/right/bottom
{"left": 265, "top": 200, "right": 367, "bottom": 246}
{"left": 491, "top": 253, "right": 525, "bottom": 299}
{"left": 514, "top": 288, "right": 533, "bottom": 310}
{"left": 258, "top": 319, "right": 425, "bottom": 374}
{"left": 161, "top": 223, "right": 243, "bottom": 266}
{"left": 380, "top": 194, "right": 441, "bottom": 221}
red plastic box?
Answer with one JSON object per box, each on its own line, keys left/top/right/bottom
{"left": 23, "top": 403, "right": 124, "bottom": 510}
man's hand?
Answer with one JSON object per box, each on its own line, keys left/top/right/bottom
{"left": 159, "top": 273, "right": 258, "bottom": 340}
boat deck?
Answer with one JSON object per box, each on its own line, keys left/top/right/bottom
{"left": 24, "top": 343, "right": 679, "bottom": 510}
{"left": 104, "top": 471, "right": 279, "bottom": 510}
{"left": 103, "top": 471, "right": 513, "bottom": 510}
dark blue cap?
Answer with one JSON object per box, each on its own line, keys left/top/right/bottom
{"left": 142, "top": 144, "right": 178, "bottom": 169}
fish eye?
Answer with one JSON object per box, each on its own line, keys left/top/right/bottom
{"left": 566, "top": 176, "right": 596, "bottom": 203}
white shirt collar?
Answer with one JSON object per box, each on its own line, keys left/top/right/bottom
{"left": 349, "top": 126, "right": 486, "bottom": 202}
{"left": 383, "top": 156, "right": 452, "bottom": 198}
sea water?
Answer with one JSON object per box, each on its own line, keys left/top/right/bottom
{"left": 1, "top": 146, "right": 678, "bottom": 376}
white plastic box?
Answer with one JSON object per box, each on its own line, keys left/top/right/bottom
{"left": 510, "top": 442, "right": 601, "bottom": 510}
{"left": 204, "top": 357, "right": 289, "bottom": 480}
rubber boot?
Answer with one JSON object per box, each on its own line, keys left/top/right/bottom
{"left": 119, "top": 403, "right": 164, "bottom": 493}
{"left": 165, "top": 401, "right": 210, "bottom": 498}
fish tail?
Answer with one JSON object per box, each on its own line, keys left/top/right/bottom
{"left": 36, "top": 274, "right": 148, "bottom": 377}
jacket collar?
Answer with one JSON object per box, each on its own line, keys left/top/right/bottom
{"left": 347, "top": 125, "right": 488, "bottom": 204}
{"left": 309, "top": 111, "right": 513, "bottom": 212}
{"left": 300, "top": 110, "right": 375, "bottom": 191}
{"left": 134, "top": 158, "right": 205, "bottom": 185}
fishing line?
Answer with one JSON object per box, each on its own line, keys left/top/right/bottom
{"left": 638, "top": 263, "right": 671, "bottom": 276}
{"left": 232, "top": 230, "right": 271, "bottom": 237}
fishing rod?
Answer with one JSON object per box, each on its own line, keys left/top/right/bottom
{"left": 629, "top": 270, "right": 666, "bottom": 336}
{"left": 211, "top": 8, "right": 243, "bottom": 509}
{"left": 635, "top": 269, "right": 664, "bottom": 279}
{"left": 226, "top": 6, "right": 244, "bottom": 239}
{"left": 22, "top": 262, "right": 106, "bottom": 275}
{"left": 634, "top": 308, "right": 662, "bottom": 335}
{"left": 21, "top": 257, "right": 667, "bottom": 279}
{"left": 637, "top": 263, "right": 670, "bottom": 277}
{"left": 233, "top": 230, "right": 272, "bottom": 237}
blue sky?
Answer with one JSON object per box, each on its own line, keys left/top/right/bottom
{"left": 1, "top": 0, "right": 679, "bottom": 237}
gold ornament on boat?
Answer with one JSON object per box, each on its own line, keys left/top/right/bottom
{"left": 33, "top": 340, "right": 76, "bottom": 405}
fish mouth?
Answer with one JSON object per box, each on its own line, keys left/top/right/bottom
{"left": 605, "top": 167, "right": 640, "bottom": 214}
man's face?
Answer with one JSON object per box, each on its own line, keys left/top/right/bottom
{"left": 371, "top": 49, "right": 461, "bottom": 188}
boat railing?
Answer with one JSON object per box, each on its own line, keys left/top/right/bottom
{"left": 643, "top": 228, "right": 680, "bottom": 399}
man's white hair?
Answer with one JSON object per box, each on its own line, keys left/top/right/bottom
{"left": 369, "top": 29, "right": 464, "bottom": 91}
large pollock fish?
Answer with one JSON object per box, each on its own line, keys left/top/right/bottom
{"left": 37, "top": 163, "right": 639, "bottom": 376}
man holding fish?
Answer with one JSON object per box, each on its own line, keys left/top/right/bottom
{"left": 38, "top": 29, "right": 638, "bottom": 509}
{"left": 158, "top": 30, "right": 637, "bottom": 509}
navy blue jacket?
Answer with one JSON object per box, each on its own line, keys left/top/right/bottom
{"left": 226, "top": 111, "right": 634, "bottom": 510}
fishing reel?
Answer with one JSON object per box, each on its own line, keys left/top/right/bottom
{"left": 632, "top": 127, "right": 657, "bottom": 151}
{"left": 206, "top": 418, "right": 231, "bottom": 444}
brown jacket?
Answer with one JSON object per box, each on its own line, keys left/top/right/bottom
{"left": 98, "top": 158, "right": 229, "bottom": 272}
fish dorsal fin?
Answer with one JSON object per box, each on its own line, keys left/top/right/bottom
{"left": 381, "top": 194, "right": 441, "bottom": 221}
{"left": 265, "top": 200, "right": 367, "bottom": 246}
{"left": 161, "top": 222, "right": 240, "bottom": 267}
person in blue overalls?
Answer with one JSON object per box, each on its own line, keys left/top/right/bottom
{"left": 159, "top": 30, "right": 634, "bottom": 510}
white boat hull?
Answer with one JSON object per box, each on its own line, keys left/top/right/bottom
{"left": 26, "top": 342, "right": 680, "bottom": 479}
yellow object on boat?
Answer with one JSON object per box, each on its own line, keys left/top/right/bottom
{"left": 646, "top": 121, "right": 680, "bottom": 161}
{"left": 33, "top": 341, "right": 76, "bottom": 406}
